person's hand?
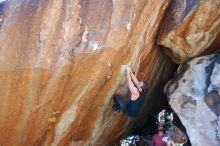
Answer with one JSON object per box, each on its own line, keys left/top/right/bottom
{"left": 168, "top": 140, "right": 175, "bottom": 146}
{"left": 126, "top": 66, "right": 132, "bottom": 73}
{"left": 126, "top": 66, "right": 130, "bottom": 71}
{"left": 121, "top": 65, "right": 127, "bottom": 74}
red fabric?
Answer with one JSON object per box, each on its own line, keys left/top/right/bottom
{"left": 151, "top": 134, "right": 166, "bottom": 146}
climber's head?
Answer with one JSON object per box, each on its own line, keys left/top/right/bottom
{"left": 138, "top": 81, "right": 149, "bottom": 92}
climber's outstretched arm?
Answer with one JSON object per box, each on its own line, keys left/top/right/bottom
{"left": 127, "top": 67, "right": 139, "bottom": 100}
{"left": 127, "top": 66, "right": 141, "bottom": 88}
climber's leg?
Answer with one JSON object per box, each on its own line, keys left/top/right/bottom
{"left": 113, "top": 94, "right": 127, "bottom": 113}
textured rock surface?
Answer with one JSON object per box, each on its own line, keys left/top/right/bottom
{"left": 0, "top": 0, "right": 174, "bottom": 146}
{"left": 158, "top": 0, "right": 220, "bottom": 63}
{"left": 165, "top": 53, "right": 220, "bottom": 146}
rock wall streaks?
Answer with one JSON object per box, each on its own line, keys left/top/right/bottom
{"left": 0, "top": 0, "right": 172, "bottom": 146}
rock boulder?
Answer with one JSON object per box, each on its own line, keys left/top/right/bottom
{"left": 0, "top": 0, "right": 173, "bottom": 145}
{"left": 158, "top": 0, "right": 220, "bottom": 63}
{"left": 165, "top": 53, "right": 220, "bottom": 146}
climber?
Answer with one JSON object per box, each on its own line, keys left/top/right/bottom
{"left": 113, "top": 66, "right": 149, "bottom": 117}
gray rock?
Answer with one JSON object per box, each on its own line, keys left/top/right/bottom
{"left": 165, "top": 53, "right": 220, "bottom": 146}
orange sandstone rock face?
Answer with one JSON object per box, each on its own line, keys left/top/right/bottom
{"left": 0, "top": 0, "right": 171, "bottom": 146}
{"left": 158, "top": 0, "right": 220, "bottom": 64}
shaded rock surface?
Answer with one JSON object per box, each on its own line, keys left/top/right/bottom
{"left": 0, "top": 0, "right": 175, "bottom": 146}
{"left": 158, "top": 0, "right": 220, "bottom": 63}
{"left": 165, "top": 53, "right": 220, "bottom": 146}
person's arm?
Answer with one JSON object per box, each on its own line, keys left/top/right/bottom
{"left": 127, "top": 68, "right": 139, "bottom": 100}
{"left": 127, "top": 66, "right": 140, "bottom": 87}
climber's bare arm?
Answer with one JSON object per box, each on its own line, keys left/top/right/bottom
{"left": 127, "top": 66, "right": 141, "bottom": 87}
{"left": 127, "top": 68, "right": 139, "bottom": 100}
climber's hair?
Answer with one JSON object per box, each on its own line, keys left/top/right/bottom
{"left": 140, "top": 81, "right": 149, "bottom": 92}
